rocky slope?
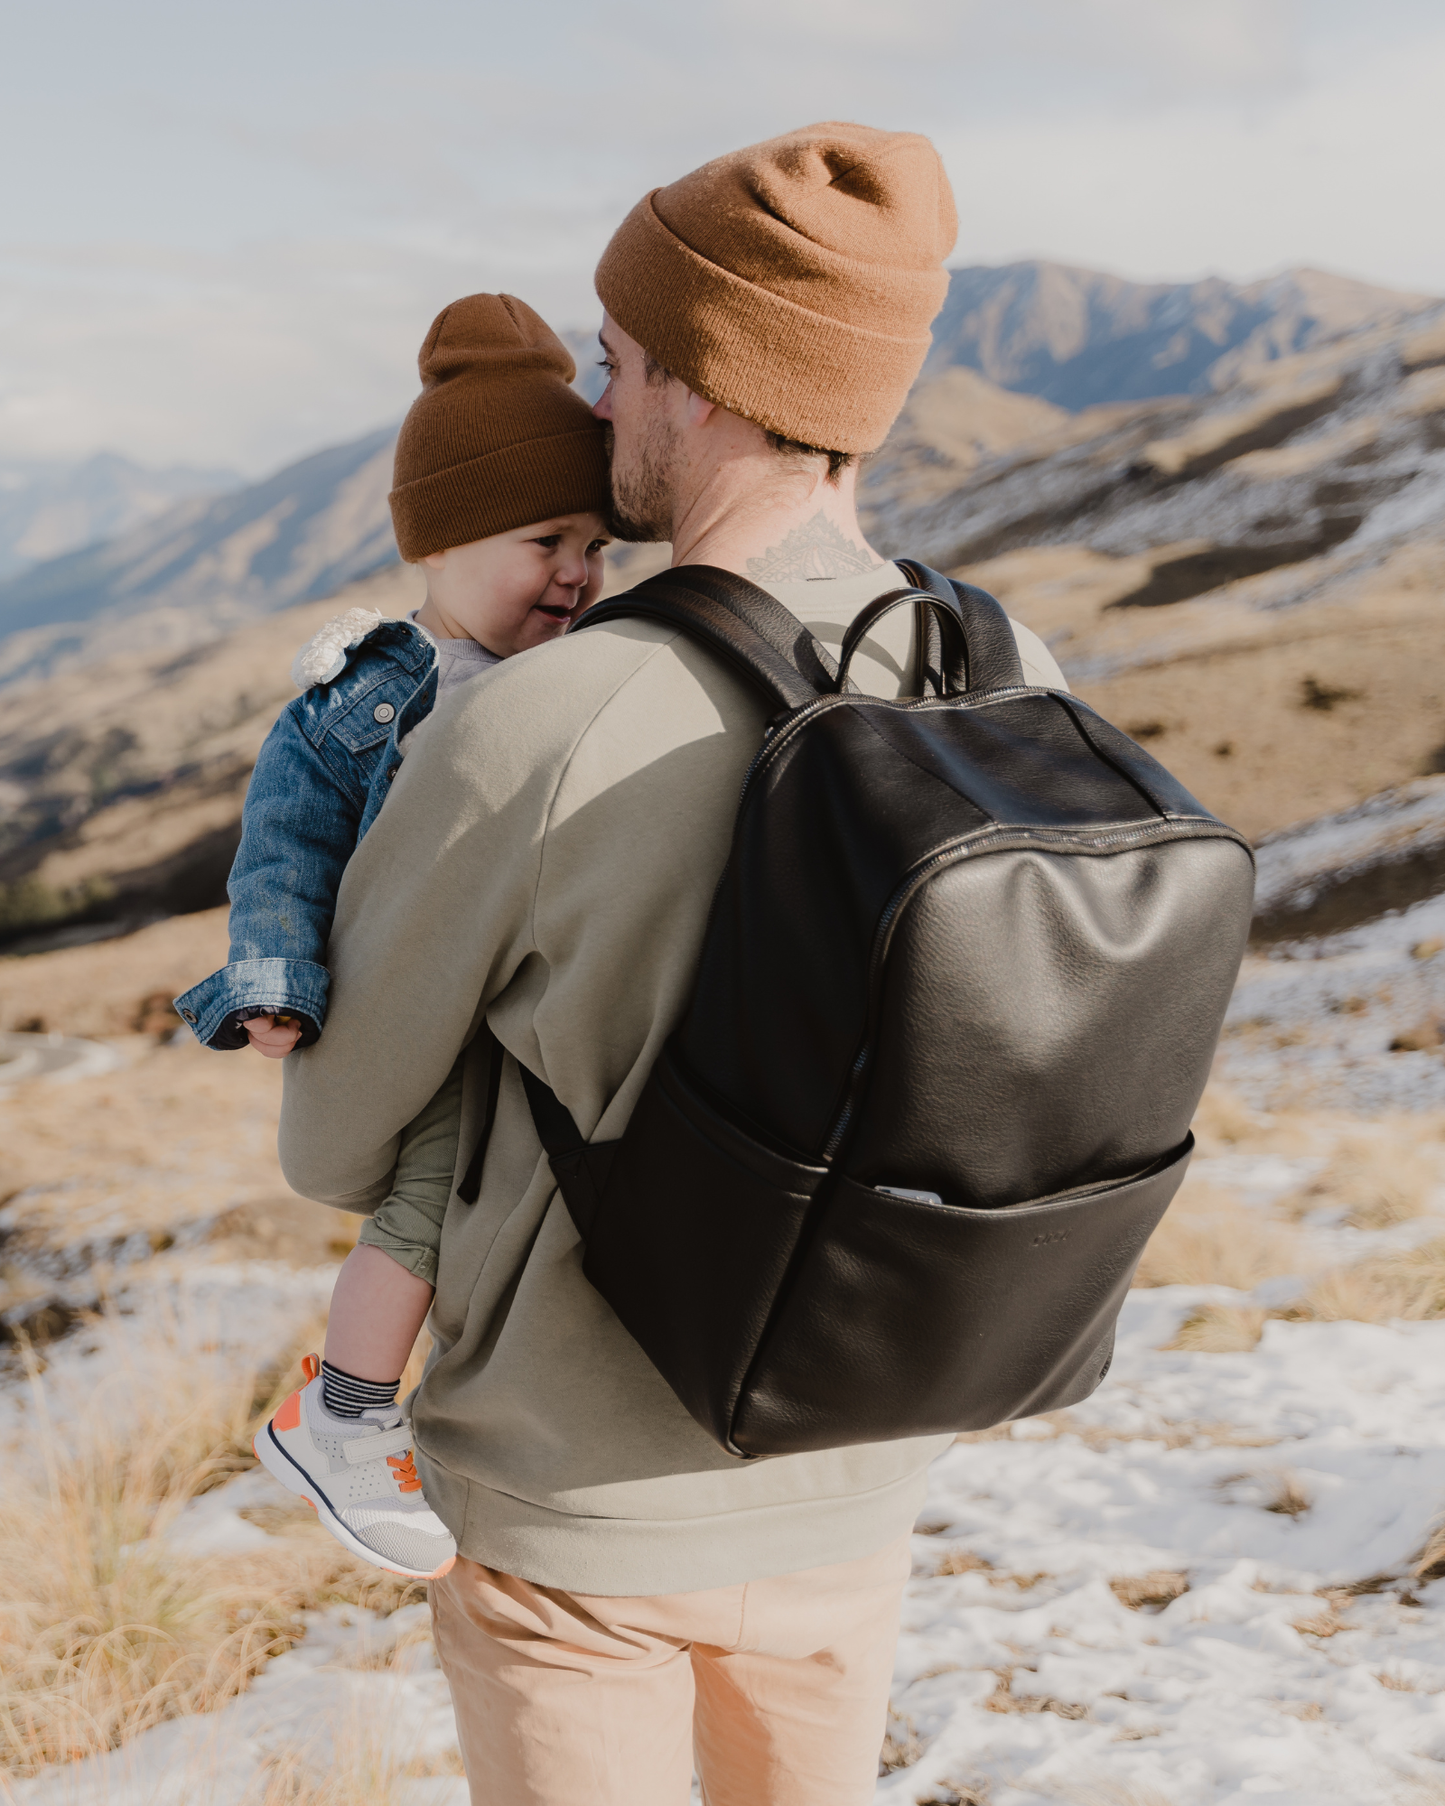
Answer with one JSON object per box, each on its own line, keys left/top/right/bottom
{"left": 0, "top": 563, "right": 423, "bottom": 945}
{"left": 926, "top": 262, "right": 1435, "bottom": 409}
{"left": 5, "top": 261, "right": 1431, "bottom": 699}
{"left": 0, "top": 427, "right": 399, "bottom": 691}
{"left": 1, "top": 276, "right": 1443, "bottom": 946}
{"left": 865, "top": 306, "right": 1445, "bottom": 841}
{"left": 0, "top": 452, "right": 239, "bottom": 581}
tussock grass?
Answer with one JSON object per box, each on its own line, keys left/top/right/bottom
{"left": 1108, "top": 1572, "right": 1189, "bottom": 1611}
{"left": 1190, "top": 1084, "right": 1258, "bottom": 1152}
{"left": 877, "top": 1709, "right": 924, "bottom": 1771}
{"left": 916, "top": 1784, "right": 991, "bottom": 1806}
{"left": 934, "top": 1547, "right": 992, "bottom": 1578}
{"left": 984, "top": 1668, "right": 1088, "bottom": 1719}
{"left": 1215, "top": 1467, "right": 1313, "bottom": 1518}
{"left": 1264, "top": 1470, "right": 1313, "bottom": 1518}
{"left": 253, "top": 1733, "right": 463, "bottom": 1805}
{"left": 1415, "top": 1521, "right": 1445, "bottom": 1582}
{"left": 1135, "top": 1183, "right": 1301, "bottom": 1291}
{"left": 1165, "top": 1304, "right": 1266, "bottom": 1352}
{"left": 1291, "top": 1238, "right": 1445, "bottom": 1324}
{"left": 1044, "top": 1786, "right": 1176, "bottom": 1806}
{"left": 0, "top": 1314, "right": 424, "bottom": 1778}
{"left": 1281, "top": 1131, "right": 1437, "bottom": 1228}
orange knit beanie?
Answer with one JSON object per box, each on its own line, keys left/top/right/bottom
{"left": 595, "top": 122, "right": 957, "bottom": 455}
{"left": 388, "top": 294, "right": 610, "bottom": 561}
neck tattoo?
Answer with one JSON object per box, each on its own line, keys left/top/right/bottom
{"left": 746, "top": 513, "right": 883, "bottom": 582}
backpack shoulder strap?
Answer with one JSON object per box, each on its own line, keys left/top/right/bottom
{"left": 576, "top": 565, "right": 829, "bottom": 712}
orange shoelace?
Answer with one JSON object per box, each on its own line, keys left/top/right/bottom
{"left": 387, "top": 1451, "right": 423, "bottom": 1493}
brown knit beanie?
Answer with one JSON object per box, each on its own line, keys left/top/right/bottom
{"left": 595, "top": 122, "right": 957, "bottom": 455}
{"left": 389, "top": 294, "right": 610, "bottom": 561}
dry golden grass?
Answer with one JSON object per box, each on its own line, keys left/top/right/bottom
{"left": 0, "top": 907, "right": 229, "bottom": 1039}
{"left": 877, "top": 1709, "right": 925, "bottom": 1771}
{"left": 1135, "top": 1182, "right": 1302, "bottom": 1291}
{"left": 250, "top": 1730, "right": 463, "bottom": 1806}
{"left": 1414, "top": 1521, "right": 1445, "bottom": 1582}
{"left": 1043, "top": 1785, "right": 1176, "bottom": 1806}
{"left": 0, "top": 1034, "right": 308, "bottom": 1253}
{"left": 1164, "top": 1304, "right": 1266, "bottom": 1353}
{"left": 1281, "top": 1130, "right": 1438, "bottom": 1228}
{"left": 1108, "top": 1572, "right": 1189, "bottom": 1612}
{"left": 1291, "top": 1239, "right": 1445, "bottom": 1324}
{"left": 983, "top": 1668, "right": 1087, "bottom": 1719}
{"left": 1263, "top": 1470, "right": 1314, "bottom": 1518}
{"left": 1190, "top": 1085, "right": 1260, "bottom": 1152}
{"left": 1215, "top": 1467, "right": 1313, "bottom": 1518}
{"left": 934, "top": 1547, "right": 992, "bottom": 1578}
{"left": 915, "top": 1783, "right": 992, "bottom": 1806}
{"left": 0, "top": 1315, "right": 423, "bottom": 1778}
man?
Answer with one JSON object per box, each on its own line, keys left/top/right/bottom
{"left": 280, "top": 121, "right": 1064, "bottom": 1805}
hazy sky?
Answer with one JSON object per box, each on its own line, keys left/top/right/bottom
{"left": 3, "top": 0, "right": 1442, "bottom": 473}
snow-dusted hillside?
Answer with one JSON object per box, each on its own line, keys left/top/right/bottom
{"left": 3, "top": 901, "right": 1445, "bottom": 1804}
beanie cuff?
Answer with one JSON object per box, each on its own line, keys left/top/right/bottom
{"left": 596, "top": 194, "right": 936, "bottom": 454}
{"left": 389, "top": 428, "right": 611, "bottom": 562}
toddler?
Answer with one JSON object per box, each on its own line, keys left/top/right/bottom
{"left": 175, "top": 294, "right": 612, "bottom": 1577}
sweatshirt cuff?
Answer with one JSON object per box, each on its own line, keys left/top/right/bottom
{"left": 174, "top": 959, "right": 331, "bottom": 1050}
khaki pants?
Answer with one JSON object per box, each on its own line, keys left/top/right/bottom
{"left": 429, "top": 1536, "right": 911, "bottom": 1805}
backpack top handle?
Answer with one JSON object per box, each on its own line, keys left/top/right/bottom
{"left": 576, "top": 559, "right": 1027, "bottom": 706}
{"left": 833, "top": 588, "right": 970, "bottom": 695}
{"left": 892, "top": 559, "right": 1027, "bottom": 693}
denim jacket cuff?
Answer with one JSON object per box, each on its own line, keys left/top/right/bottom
{"left": 174, "top": 959, "right": 331, "bottom": 1050}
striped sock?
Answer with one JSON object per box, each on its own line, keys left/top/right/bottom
{"left": 321, "top": 1360, "right": 400, "bottom": 1419}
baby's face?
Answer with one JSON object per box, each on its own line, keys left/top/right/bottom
{"left": 420, "top": 513, "right": 611, "bottom": 656}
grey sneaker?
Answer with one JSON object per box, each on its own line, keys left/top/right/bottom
{"left": 254, "top": 1354, "right": 457, "bottom": 1578}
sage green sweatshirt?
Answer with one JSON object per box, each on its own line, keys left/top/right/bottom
{"left": 280, "top": 564, "right": 1064, "bottom": 1595}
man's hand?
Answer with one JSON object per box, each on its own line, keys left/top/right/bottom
{"left": 244, "top": 1014, "right": 303, "bottom": 1059}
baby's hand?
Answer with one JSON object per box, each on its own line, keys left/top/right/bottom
{"left": 244, "top": 1014, "right": 303, "bottom": 1059}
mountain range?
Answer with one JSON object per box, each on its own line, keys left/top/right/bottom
{"left": 0, "top": 258, "right": 1442, "bottom": 946}
{"left": 923, "top": 263, "right": 1433, "bottom": 409}
{"left": 0, "top": 452, "right": 239, "bottom": 581}
{"left": 0, "top": 428, "right": 397, "bottom": 691}
{"left": 2, "top": 261, "right": 1432, "bottom": 698}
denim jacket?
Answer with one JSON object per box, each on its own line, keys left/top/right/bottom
{"left": 174, "top": 611, "right": 439, "bottom": 1049}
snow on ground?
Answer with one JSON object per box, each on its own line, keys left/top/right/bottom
{"left": 9, "top": 1598, "right": 465, "bottom": 1806}
{"left": 1222, "top": 889, "right": 1445, "bottom": 1114}
{"left": 884, "top": 1288, "right": 1445, "bottom": 1806}
{"left": 8, "top": 1276, "right": 1445, "bottom": 1804}
{"left": 1252, "top": 778, "right": 1445, "bottom": 925}
{"left": 6, "top": 945, "right": 1445, "bottom": 1801}
{"left": 0, "top": 1260, "right": 334, "bottom": 1445}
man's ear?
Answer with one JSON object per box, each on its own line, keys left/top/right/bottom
{"left": 683, "top": 389, "right": 716, "bottom": 429}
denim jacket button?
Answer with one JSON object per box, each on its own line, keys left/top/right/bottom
{"left": 180, "top": 1009, "right": 197, "bottom": 1022}
{"left": 373, "top": 702, "right": 396, "bottom": 724}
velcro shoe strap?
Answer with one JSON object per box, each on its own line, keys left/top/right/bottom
{"left": 343, "top": 1426, "right": 414, "bottom": 1464}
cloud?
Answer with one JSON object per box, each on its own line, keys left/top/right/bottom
{"left": 0, "top": 0, "right": 1440, "bottom": 469}
{"left": 935, "top": 20, "right": 1445, "bottom": 286}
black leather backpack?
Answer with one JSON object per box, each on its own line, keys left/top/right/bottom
{"left": 460, "top": 560, "right": 1255, "bottom": 1458}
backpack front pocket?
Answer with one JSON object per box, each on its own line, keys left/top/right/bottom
{"left": 583, "top": 1047, "right": 827, "bottom": 1455}
{"left": 729, "top": 1139, "right": 1192, "bottom": 1456}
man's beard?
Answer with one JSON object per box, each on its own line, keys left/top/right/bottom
{"left": 603, "top": 420, "right": 676, "bottom": 543}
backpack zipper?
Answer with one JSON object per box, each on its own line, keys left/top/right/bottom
{"left": 738, "top": 686, "right": 1047, "bottom": 808}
